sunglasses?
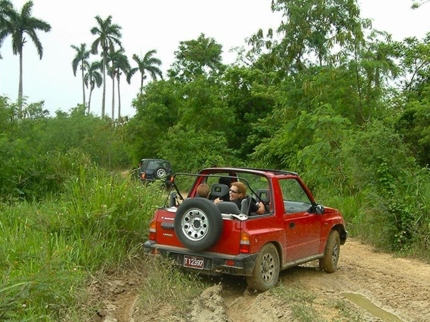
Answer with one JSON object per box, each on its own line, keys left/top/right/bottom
{"left": 229, "top": 189, "right": 239, "bottom": 194}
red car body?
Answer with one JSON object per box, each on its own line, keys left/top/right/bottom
{"left": 144, "top": 167, "right": 347, "bottom": 291}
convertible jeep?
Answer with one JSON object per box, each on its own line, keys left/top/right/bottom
{"left": 144, "top": 167, "right": 348, "bottom": 291}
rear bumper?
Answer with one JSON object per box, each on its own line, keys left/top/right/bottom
{"left": 144, "top": 241, "right": 257, "bottom": 276}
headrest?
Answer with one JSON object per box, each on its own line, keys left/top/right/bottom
{"left": 219, "top": 176, "right": 232, "bottom": 186}
{"left": 256, "top": 189, "right": 270, "bottom": 204}
{"left": 210, "top": 183, "right": 229, "bottom": 198}
{"left": 217, "top": 202, "right": 240, "bottom": 215}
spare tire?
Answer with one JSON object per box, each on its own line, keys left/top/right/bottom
{"left": 174, "top": 198, "right": 223, "bottom": 251}
{"left": 154, "top": 167, "right": 167, "bottom": 179}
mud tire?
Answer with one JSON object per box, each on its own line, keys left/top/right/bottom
{"left": 319, "top": 230, "right": 340, "bottom": 273}
{"left": 246, "top": 243, "right": 279, "bottom": 292}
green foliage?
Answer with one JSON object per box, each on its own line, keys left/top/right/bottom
{"left": 126, "top": 80, "right": 181, "bottom": 163}
{"left": 168, "top": 33, "right": 226, "bottom": 82}
{"left": 341, "top": 120, "right": 415, "bottom": 194}
{"left": 0, "top": 100, "right": 131, "bottom": 201}
{"left": 0, "top": 161, "right": 163, "bottom": 320}
{"left": 395, "top": 102, "right": 430, "bottom": 167}
{"left": 159, "top": 126, "right": 234, "bottom": 172}
{"left": 223, "top": 67, "right": 278, "bottom": 158}
{"left": 340, "top": 120, "right": 426, "bottom": 251}
{"left": 252, "top": 103, "right": 351, "bottom": 193}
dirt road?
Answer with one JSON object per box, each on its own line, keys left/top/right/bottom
{"left": 95, "top": 238, "right": 430, "bottom": 322}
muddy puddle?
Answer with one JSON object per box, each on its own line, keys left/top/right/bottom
{"left": 342, "top": 292, "right": 403, "bottom": 322}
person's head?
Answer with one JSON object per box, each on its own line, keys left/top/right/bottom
{"left": 196, "top": 183, "right": 210, "bottom": 198}
{"left": 229, "top": 182, "right": 246, "bottom": 201}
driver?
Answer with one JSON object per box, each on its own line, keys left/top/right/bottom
{"left": 215, "top": 182, "right": 265, "bottom": 215}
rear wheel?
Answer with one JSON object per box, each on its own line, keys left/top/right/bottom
{"left": 319, "top": 230, "right": 340, "bottom": 273}
{"left": 246, "top": 243, "right": 279, "bottom": 292}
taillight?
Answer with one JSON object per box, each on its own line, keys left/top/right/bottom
{"left": 149, "top": 219, "right": 156, "bottom": 241}
{"left": 239, "top": 232, "right": 250, "bottom": 253}
{"left": 141, "top": 173, "right": 146, "bottom": 179}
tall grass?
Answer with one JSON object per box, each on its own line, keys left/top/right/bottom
{"left": 319, "top": 168, "right": 430, "bottom": 262}
{"left": 0, "top": 162, "right": 164, "bottom": 320}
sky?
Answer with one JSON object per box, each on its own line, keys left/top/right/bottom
{"left": 1, "top": 0, "right": 429, "bottom": 118}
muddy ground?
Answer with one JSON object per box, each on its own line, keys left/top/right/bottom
{"left": 89, "top": 238, "right": 430, "bottom": 322}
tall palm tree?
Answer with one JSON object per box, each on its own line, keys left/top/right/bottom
{"left": 71, "top": 43, "right": 90, "bottom": 107}
{"left": 83, "top": 61, "right": 102, "bottom": 114}
{"left": 127, "top": 49, "right": 163, "bottom": 94}
{"left": 106, "top": 49, "right": 117, "bottom": 119}
{"left": 0, "top": 0, "right": 51, "bottom": 116}
{"left": 107, "top": 48, "right": 130, "bottom": 119}
{"left": 90, "top": 15, "right": 122, "bottom": 117}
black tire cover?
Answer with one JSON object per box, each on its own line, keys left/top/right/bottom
{"left": 174, "top": 198, "right": 223, "bottom": 251}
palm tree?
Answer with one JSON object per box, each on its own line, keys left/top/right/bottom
{"left": 90, "top": 15, "right": 122, "bottom": 117}
{"left": 0, "top": 0, "right": 51, "bottom": 116}
{"left": 127, "top": 49, "right": 163, "bottom": 94}
{"left": 83, "top": 61, "right": 102, "bottom": 114}
{"left": 71, "top": 43, "right": 90, "bottom": 107}
{"left": 107, "top": 48, "right": 130, "bottom": 119}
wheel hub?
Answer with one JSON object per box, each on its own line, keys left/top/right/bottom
{"left": 181, "top": 208, "right": 209, "bottom": 241}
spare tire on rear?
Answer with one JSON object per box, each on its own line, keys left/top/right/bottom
{"left": 154, "top": 167, "right": 167, "bottom": 179}
{"left": 174, "top": 198, "right": 223, "bottom": 252}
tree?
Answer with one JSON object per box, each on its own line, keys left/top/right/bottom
{"left": 245, "top": 0, "right": 366, "bottom": 74}
{"left": 167, "top": 33, "right": 226, "bottom": 82}
{"left": 107, "top": 48, "right": 130, "bottom": 119}
{"left": 0, "top": 0, "right": 51, "bottom": 115}
{"left": 127, "top": 49, "right": 163, "bottom": 94}
{"left": 90, "top": 15, "right": 122, "bottom": 117}
{"left": 71, "top": 43, "right": 90, "bottom": 107}
{"left": 111, "top": 49, "right": 130, "bottom": 118}
{"left": 412, "top": 0, "right": 430, "bottom": 8}
{"left": 83, "top": 61, "right": 102, "bottom": 114}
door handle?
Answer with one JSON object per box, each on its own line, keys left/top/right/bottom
{"left": 289, "top": 222, "right": 295, "bottom": 229}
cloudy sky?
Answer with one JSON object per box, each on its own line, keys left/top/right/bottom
{"left": 1, "top": 0, "right": 429, "bottom": 118}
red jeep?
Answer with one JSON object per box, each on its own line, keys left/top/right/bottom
{"left": 144, "top": 167, "right": 348, "bottom": 291}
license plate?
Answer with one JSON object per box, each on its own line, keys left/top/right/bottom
{"left": 183, "top": 255, "right": 204, "bottom": 269}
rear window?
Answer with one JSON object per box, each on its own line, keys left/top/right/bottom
{"left": 147, "top": 161, "right": 160, "bottom": 170}
{"left": 141, "top": 159, "right": 172, "bottom": 171}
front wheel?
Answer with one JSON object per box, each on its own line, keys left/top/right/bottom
{"left": 319, "top": 230, "right": 340, "bottom": 273}
{"left": 246, "top": 243, "right": 279, "bottom": 292}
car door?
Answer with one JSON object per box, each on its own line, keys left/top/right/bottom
{"left": 280, "top": 178, "right": 322, "bottom": 262}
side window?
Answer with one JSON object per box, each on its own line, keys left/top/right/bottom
{"left": 140, "top": 160, "right": 148, "bottom": 169}
{"left": 279, "top": 179, "right": 311, "bottom": 214}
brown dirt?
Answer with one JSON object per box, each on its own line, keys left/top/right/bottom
{"left": 90, "top": 238, "right": 430, "bottom": 322}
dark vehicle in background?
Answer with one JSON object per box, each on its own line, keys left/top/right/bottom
{"left": 137, "top": 159, "right": 174, "bottom": 187}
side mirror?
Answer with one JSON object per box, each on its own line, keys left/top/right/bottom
{"left": 315, "top": 204, "right": 324, "bottom": 214}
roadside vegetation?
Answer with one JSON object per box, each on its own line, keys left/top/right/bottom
{"left": 1, "top": 0, "right": 430, "bottom": 320}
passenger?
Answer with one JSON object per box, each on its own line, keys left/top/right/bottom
{"left": 214, "top": 182, "right": 265, "bottom": 215}
{"left": 196, "top": 183, "right": 210, "bottom": 198}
